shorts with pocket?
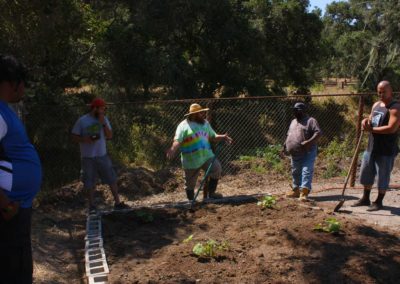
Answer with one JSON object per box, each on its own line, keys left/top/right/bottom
{"left": 81, "top": 155, "right": 117, "bottom": 189}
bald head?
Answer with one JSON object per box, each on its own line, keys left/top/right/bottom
{"left": 377, "top": 80, "right": 392, "bottom": 92}
{"left": 377, "top": 80, "right": 393, "bottom": 103}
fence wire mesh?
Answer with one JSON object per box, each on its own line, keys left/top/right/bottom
{"left": 25, "top": 93, "right": 379, "bottom": 191}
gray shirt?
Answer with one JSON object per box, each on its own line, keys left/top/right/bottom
{"left": 285, "top": 116, "right": 321, "bottom": 155}
{"left": 71, "top": 113, "right": 112, "bottom": 158}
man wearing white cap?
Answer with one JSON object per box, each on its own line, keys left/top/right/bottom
{"left": 167, "top": 103, "right": 232, "bottom": 201}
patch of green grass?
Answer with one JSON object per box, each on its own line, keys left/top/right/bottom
{"left": 239, "top": 155, "right": 256, "bottom": 162}
{"left": 238, "top": 144, "right": 286, "bottom": 174}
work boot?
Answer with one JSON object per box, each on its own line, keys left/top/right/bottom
{"left": 299, "top": 188, "right": 310, "bottom": 202}
{"left": 351, "top": 198, "right": 371, "bottom": 207}
{"left": 286, "top": 187, "right": 300, "bottom": 198}
{"left": 351, "top": 189, "right": 371, "bottom": 207}
{"left": 208, "top": 178, "right": 223, "bottom": 199}
{"left": 366, "top": 202, "right": 383, "bottom": 211}
{"left": 186, "top": 189, "right": 194, "bottom": 201}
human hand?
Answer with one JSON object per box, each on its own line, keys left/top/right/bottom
{"left": 98, "top": 113, "right": 106, "bottom": 124}
{"left": 282, "top": 144, "right": 288, "bottom": 156}
{"left": 166, "top": 148, "right": 176, "bottom": 160}
{"left": 222, "top": 133, "right": 233, "bottom": 145}
{"left": 363, "top": 119, "right": 373, "bottom": 132}
{"left": 301, "top": 140, "right": 312, "bottom": 151}
{"left": 0, "top": 201, "right": 19, "bottom": 221}
{"left": 83, "top": 136, "right": 96, "bottom": 143}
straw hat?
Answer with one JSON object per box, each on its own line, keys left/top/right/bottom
{"left": 184, "top": 103, "right": 209, "bottom": 116}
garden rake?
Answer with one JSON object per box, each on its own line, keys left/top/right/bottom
{"left": 334, "top": 130, "right": 364, "bottom": 212}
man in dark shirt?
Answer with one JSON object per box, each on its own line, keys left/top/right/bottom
{"left": 352, "top": 81, "right": 400, "bottom": 211}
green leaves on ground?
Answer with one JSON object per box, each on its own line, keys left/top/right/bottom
{"left": 192, "top": 239, "right": 230, "bottom": 258}
{"left": 257, "top": 195, "right": 277, "bottom": 209}
{"left": 314, "top": 217, "right": 341, "bottom": 233}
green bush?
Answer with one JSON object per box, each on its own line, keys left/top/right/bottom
{"left": 320, "top": 137, "right": 354, "bottom": 179}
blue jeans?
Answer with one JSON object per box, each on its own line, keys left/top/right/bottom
{"left": 359, "top": 151, "right": 397, "bottom": 190}
{"left": 291, "top": 147, "right": 317, "bottom": 190}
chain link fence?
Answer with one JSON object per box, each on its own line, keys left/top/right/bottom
{"left": 24, "top": 93, "right": 382, "bottom": 191}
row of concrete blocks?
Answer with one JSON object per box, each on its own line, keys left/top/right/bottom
{"left": 85, "top": 212, "right": 109, "bottom": 284}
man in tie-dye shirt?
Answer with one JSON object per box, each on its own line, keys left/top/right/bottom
{"left": 167, "top": 103, "right": 232, "bottom": 201}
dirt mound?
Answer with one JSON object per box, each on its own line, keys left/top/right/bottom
{"left": 37, "top": 166, "right": 184, "bottom": 208}
{"left": 102, "top": 199, "right": 400, "bottom": 283}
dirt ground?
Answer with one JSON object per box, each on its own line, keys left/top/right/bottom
{"left": 102, "top": 200, "right": 400, "bottom": 284}
{"left": 31, "top": 166, "right": 400, "bottom": 284}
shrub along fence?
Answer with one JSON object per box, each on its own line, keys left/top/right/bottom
{"left": 24, "top": 93, "right": 385, "bottom": 192}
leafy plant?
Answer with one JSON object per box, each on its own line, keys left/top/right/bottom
{"left": 239, "top": 145, "right": 286, "bottom": 175}
{"left": 321, "top": 138, "right": 353, "bottom": 179}
{"left": 257, "top": 195, "right": 277, "bottom": 209}
{"left": 314, "top": 217, "right": 341, "bottom": 233}
{"left": 192, "top": 239, "right": 229, "bottom": 258}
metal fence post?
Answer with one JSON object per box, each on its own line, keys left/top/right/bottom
{"left": 350, "top": 95, "right": 364, "bottom": 187}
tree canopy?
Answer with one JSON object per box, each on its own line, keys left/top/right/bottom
{"left": 3, "top": 0, "right": 400, "bottom": 101}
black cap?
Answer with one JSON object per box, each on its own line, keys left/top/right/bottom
{"left": 0, "top": 55, "right": 28, "bottom": 85}
{"left": 293, "top": 102, "right": 306, "bottom": 111}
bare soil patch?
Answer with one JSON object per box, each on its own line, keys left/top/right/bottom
{"left": 31, "top": 165, "right": 400, "bottom": 283}
{"left": 102, "top": 199, "right": 400, "bottom": 284}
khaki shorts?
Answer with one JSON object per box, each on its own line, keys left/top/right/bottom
{"left": 81, "top": 155, "right": 117, "bottom": 189}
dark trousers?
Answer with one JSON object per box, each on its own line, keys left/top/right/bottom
{"left": 0, "top": 207, "right": 33, "bottom": 284}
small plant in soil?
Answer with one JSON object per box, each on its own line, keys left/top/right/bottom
{"left": 182, "top": 234, "right": 194, "bottom": 243}
{"left": 257, "top": 195, "right": 277, "bottom": 209}
{"left": 192, "top": 239, "right": 229, "bottom": 258}
{"left": 314, "top": 217, "right": 341, "bottom": 233}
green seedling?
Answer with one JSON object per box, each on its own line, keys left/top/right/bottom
{"left": 183, "top": 234, "right": 194, "bottom": 243}
{"left": 135, "top": 210, "right": 154, "bottom": 223}
{"left": 314, "top": 217, "right": 341, "bottom": 233}
{"left": 257, "top": 195, "right": 277, "bottom": 209}
{"left": 192, "top": 239, "right": 229, "bottom": 258}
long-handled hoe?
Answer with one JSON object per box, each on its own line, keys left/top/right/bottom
{"left": 334, "top": 130, "right": 364, "bottom": 212}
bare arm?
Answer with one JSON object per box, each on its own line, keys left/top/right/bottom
{"left": 166, "top": 140, "right": 181, "bottom": 160}
{"left": 211, "top": 133, "right": 233, "bottom": 144}
{"left": 102, "top": 123, "right": 113, "bottom": 139}
{"left": 99, "top": 114, "right": 112, "bottom": 139}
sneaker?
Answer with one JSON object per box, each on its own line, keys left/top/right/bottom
{"left": 366, "top": 202, "right": 383, "bottom": 212}
{"left": 286, "top": 188, "right": 300, "bottom": 198}
{"left": 208, "top": 192, "right": 223, "bottom": 199}
{"left": 299, "top": 188, "right": 310, "bottom": 202}
{"left": 114, "top": 202, "right": 130, "bottom": 210}
{"left": 351, "top": 198, "right": 371, "bottom": 207}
